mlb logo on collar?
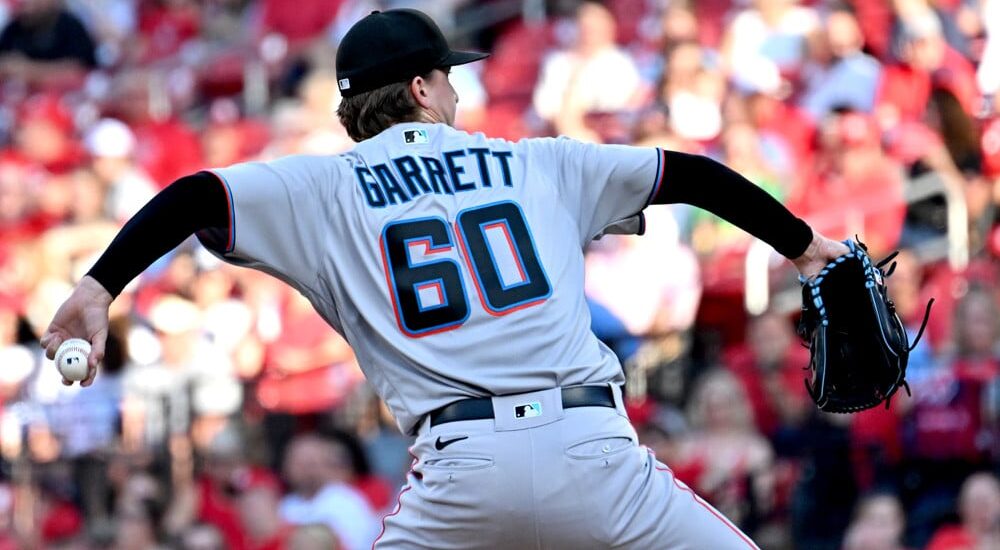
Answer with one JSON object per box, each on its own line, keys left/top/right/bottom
{"left": 403, "top": 129, "right": 428, "bottom": 144}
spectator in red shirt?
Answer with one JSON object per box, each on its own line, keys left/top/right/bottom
{"left": 905, "top": 286, "right": 996, "bottom": 454}
{"left": 136, "top": 0, "right": 200, "bottom": 63}
{"left": 723, "top": 310, "right": 810, "bottom": 440}
{"left": 877, "top": 8, "right": 980, "bottom": 128}
{"left": 0, "top": 155, "right": 51, "bottom": 243}
{"left": 901, "top": 286, "right": 998, "bottom": 545}
{"left": 106, "top": 70, "right": 204, "bottom": 187}
{"left": 171, "top": 428, "right": 284, "bottom": 550}
{"left": 675, "top": 368, "right": 776, "bottom": 531}
{"left": 201, "top": 100, "right": 271, "bottom": 169}
{"left": 193, "top": 439, "right": 251, "bottom": 550}
{"left": 258, "top": 0, "right": 341, "bottom": 48}
{"left": 12, "top": 94, "right": 84, "bottom": 175}
{"left": 256, "top": 289, "right": 359, "bottom": 416}
{"left": 237, "top": 474, "right": 292, "bottom": 550}
{"left": 130, "top": 113, "right": 204, "bottom": 189}
{"left": 948, "top": 286, "right": 1000, "bottom": 384}
{"left": 848, "top": 0, "right": 894, "bottom": 61}
{"left": 793, "top": 111, "right": 906, "bottom": 257}
{"left": 324, "top": 430, "right": 393, "bottom": 513}
{"left": 926, "top": 472, "right": 1000, "bottom": 550}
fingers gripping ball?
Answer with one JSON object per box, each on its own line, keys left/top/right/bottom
{"left": 55, "top": 338, "right": 91, "bottom": 382}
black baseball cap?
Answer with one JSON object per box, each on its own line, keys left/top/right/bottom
{"left": 335, "top": 9, "right": 489, "bottom": 98}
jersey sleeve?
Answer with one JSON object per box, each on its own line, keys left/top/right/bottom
{"left": 199, "top": 155, "right": 333, "bottom": 291}
{"left": 537, "top": 137, "right": 664, "bottom": 243}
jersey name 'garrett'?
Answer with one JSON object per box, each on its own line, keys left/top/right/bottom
{"left": 354, "top": 147, "right": 515, "bottom": 208}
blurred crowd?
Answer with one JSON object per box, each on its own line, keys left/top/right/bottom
{"left": 0, "top": 0, "right": 999, "bottom": 548}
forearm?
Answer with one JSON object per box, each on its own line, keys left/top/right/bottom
{"left": 86, "top": 171, "right": 229, "bottom": 297}
{"left": 653, "top": 151, "right": 813, "bottom": 259}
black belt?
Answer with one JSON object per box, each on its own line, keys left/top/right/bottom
{"left": 429, "top": 385, "right": 616, "bottom": 427}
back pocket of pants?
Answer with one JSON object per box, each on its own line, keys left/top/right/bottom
{"left": 422, "top": 457, "right": 495, "bottom": 471}
{"left": 565, "top": 436, "right": 634, "bottom": 460}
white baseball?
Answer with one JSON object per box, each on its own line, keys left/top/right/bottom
{"left": 55, "top": 338, "right": 91, "bottom": 382}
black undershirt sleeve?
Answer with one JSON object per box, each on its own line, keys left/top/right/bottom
{"left": 652, "top": 151, "right": 813, "bottom": 259}
{"left": 87, "top": 171, "right": 230, "bottom": 297}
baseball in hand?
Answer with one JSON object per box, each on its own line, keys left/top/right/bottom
{"left": 55, "top": 338, "right": 91, "bottom": 382}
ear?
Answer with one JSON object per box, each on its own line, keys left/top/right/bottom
{"left": 409, "top": 75, "right": 433, "bottom": 109}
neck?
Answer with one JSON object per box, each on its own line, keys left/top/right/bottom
{"left": 416, "top": 109, "right": 445, "bottom": 125}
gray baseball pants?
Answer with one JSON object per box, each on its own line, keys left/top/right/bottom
{"left": 373, "top": 385, "right": 760, "bottom": 549}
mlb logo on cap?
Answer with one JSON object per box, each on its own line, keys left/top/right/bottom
{"left": 338, "top": 78, "right": 351, "bottom": 90}
{"left": 403, "top": 129, "right": 428, "bottom": 144}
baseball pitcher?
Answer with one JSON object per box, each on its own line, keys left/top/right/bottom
{"left": 42, "top": 9, "right": 849, "bottom": 549}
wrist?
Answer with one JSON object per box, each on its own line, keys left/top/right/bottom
{"left": 80, "top": 275, "right": 114, "bottom": 306}
{"left": 792, "top": 230, "right": 819, "bottom": 262}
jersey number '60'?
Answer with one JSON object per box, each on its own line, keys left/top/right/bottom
{"left": 380, "top": 201, "right": 551, "bottom": 337}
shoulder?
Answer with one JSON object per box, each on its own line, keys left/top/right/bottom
{"left": 437, "top": 124, "right": 508, "bottom": 146}
{"left": 259, "top": 153, "right": 350, "bottom": 172}
{"left": 511, "top": 135, "right": 579, "bottom": 153}
{"left": 223, "top": 154, "right": 353, "bottom": 189}
{"left": 439, "top": 125, "right": 528, "bottom": 157}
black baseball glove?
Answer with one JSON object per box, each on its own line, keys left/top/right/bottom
{"left": 797, "top": 239, "right": 934, "bottom": 413}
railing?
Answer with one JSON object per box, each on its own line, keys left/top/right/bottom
{"left": 744, "top": 171, "right": 969, "bottom": 315}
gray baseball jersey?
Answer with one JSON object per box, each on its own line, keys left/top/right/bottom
{"left": 203, "top": 122, "right": 664, "bottom": 434}
{"left": 204, "top": 122, "right": 761, "bottom": 549}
